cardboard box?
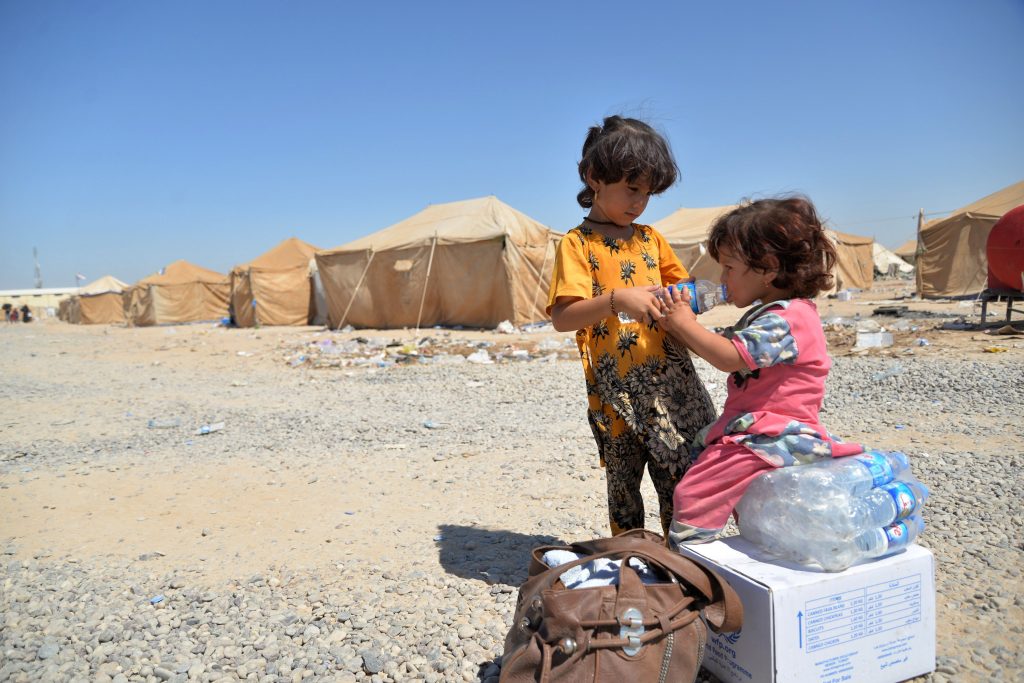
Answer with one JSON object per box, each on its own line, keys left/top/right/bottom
{"left": 680, "top": 537, "right": 935, "bottom": 683}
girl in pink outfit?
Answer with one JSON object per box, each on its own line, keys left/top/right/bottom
{"left": 656, "top": 196, "right": 864, "bottom": 547}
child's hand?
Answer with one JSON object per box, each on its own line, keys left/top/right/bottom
{"left": 616, "top": 285, "right": 665, "bottom": 324}
{"left": 661, "top": 283, "right": 697, "bottom": 328}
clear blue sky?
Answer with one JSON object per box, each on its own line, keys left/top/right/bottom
{"left": 2, "top": 0, "right": 1022, "bottom": 289}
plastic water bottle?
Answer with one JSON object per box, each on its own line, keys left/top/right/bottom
{"left": 817, "top": 477, "right": 929, "bottom": 536}
{"left": 799, "top": 450, "right": 911, "bottom": 496}
{"left": 854, "top": 515, "right": 925, "bottom": 559}
{"left": 674, "top": 280, "right": 728, "bottom": 314}
{"left": 808, "top": 516, "right": 926, "bottom": 572}
{"left": 735, "top": 451, "right": 927, "bottom": 572}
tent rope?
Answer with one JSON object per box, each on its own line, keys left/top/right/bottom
{"left": 415, "top": 233, "right": 439, "bottom": 334}
{"left": 339, "top": 249, "right": 375, "bottom": 329}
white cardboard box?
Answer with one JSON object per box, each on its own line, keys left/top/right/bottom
{"left": 680, "top": 537, "right": 935, "bottom": 683}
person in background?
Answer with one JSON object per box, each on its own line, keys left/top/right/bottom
{"left": 548, "top": 115, "right": 717, "bottom": 537}
{"left": 20, "top": 305, "right": 32, "bottom": 322}
{"left": 660, "top": 196, "right": 864, "bottom": 547}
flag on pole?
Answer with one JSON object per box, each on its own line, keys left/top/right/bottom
{"left": 75, "top": 273, "right": 86, "bottom": 282}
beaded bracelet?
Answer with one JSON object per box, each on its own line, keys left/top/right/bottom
{"left": 609, "top": 289, "right": 617, "bottom": 317}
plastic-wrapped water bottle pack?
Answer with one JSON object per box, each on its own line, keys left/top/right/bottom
{"left": 736, "top": 450, "right": 928, "bottom": 572}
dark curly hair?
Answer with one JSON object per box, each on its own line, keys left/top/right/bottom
{"left": 576, "top": 115, "right": 679, "bottom": 209}
{"left": 707, "top": 196, "right": 837, "bottom": 298}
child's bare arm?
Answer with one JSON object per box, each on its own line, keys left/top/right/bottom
{"left": 550, "top": 286, "right": 663, "bottom": 332}
{"left": 659, "top": 286, "right": 746, "bottom": 373}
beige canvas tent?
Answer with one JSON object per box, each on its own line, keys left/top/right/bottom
{"left": 67, "top": 275, "right": 129, "bottom": 324}
{"left": 895, "top": 239, "right": 918, "bottom": 265}
{"left": 916, "top": 180, "right": 1024, "bottom": 298}
{"left": 829, "top": 229, "right": 874, "bottom": 291}
{"left": 315, "top": 196, "right": 560, "bottom": 329}
{"left": 653, "top": 205, "right": 875, "bottom": 291}
{"left": 124, "top": 260, "right": 230, "bottom": 326}
{"left": 230, "top": 237, "right": 321, "bottom": 326}
{"left": 653, "top": 205, "right": 737, "bottom": 281}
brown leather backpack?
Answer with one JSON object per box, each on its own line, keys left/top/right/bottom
{"left": 499, "top": 530, "right": 742, "bottom": 683}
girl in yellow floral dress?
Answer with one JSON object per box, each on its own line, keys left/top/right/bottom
{"left": 548, "top": 115, "right": 716, "bottom": 537}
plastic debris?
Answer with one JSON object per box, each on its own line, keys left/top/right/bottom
{"left": 871, "top": 362, "right": 904, "bottom": 381}
{"left": 495, "top": 320, "right": 516, "bottom": 334}
{"left": 147, "top": 418, "right": 181, "bottom": 429}
{"left": 465, "top": 349, "right": 493, "bottom": 364}
{"left": 854, "top": 332, "right": 894, "bottom": 349}
{"left": 194, "top": 422, "right": 225, "bottom": 436}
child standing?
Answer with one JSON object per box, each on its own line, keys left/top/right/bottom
{"left": 659, "top": 196, "right": 864, "bottom": 547}
{"left": 548, "top": 115, "right": 716, "bottom": 537}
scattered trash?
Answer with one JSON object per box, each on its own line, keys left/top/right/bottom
{"left": 940, "top": 321, "right": 975, "bottom": 331}
{"left": 340, "top": 325, "right": 354, "bottom": 333}
{"left": 872, "top": 305, "right": 908, "bottom": 317}
{"left": 147, "top": 418, "right": 181, "bottom": 429}
{"left": 422, "top": 420, "right": 446, "bottom": 430}
{"left": 465, "top": 349, "right": 493, "bottom": 364}
{"left": 836, "top": 289, "right": 853, "bottom": 302}
{"left": 495, "top": 320, "right": 516, "bottom": 334}
{"left": 289, "top": 355, "right": 307, "bottom": 367}
{"left": 871, "top": 362, "right": 904, "bottom": 381}
{"left": 983, "top": 347, "right": 1009, "bottom": 353}
{"left": 536, "top": 338, "right": 562, "bottom": 351}
{"left": 433, "top": 534, "right": 444, "bottom": 542}
{"left": 236, "top": 351, "right": 253, "bottom": 357}
{"left": 855, "top": 319, "right": 883, "bottom": 333}
{"left": 194, "top": 422, "right": 225, "bottom": 436}
{"left": 854, "top": 332, "right": 894, "bottom": 349}
{"left": 149, "top": 595, "right": 165, "bottom": 605}
{"left": 895, "top": 425, "right": 906, "bottom": 430}
{"left": 915, "top": 338, "right": 930, "bottom": 346}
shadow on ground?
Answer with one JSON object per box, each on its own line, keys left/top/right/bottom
{"left": 434, "top": 525, "right": 571, "bottom": 682}
{"left": 435, "top": 524, "right": 566, "bottom": 586}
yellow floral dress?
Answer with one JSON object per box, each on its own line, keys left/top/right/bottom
{"left": 548, "top": 223, "right": 717, "bottom": 535}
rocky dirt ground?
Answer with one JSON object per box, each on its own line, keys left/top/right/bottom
{"left": 1, "top": 281, "right": 1022, "bottom": 682}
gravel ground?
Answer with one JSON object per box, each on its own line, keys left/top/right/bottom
{"left": 1, "top": 321, "right": 1022, "bottom": 682}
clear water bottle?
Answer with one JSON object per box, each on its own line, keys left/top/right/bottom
{"left": 800, "top": 450, "right": 911, "bottom": 496}
{"left": 853, "top": 515, "right": 926, "bottom": 559}
{"left": 806, "top": 516, "right": 926, "bottom": 572}
{"left": 674, "top": 280, "right": 728, "bottom": 314}
{"left": 736, "top": 451, "right": 927, "bottom": 572}
{"left": 819, "top": 476, "right": 929, "bottom": 536}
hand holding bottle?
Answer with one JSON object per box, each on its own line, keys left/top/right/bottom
{"left": 613, "top": 285, "right": 669, "bottom": 324}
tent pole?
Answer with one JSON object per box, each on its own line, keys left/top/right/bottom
{"left": 914, "top": 208, "right": 924, "bottom": 298}
{"left": 530, "top": 238, "right": 554, "bottom": 319}
{"left": 339, "top": 249, "right": 375, "bottom": 329}
{"left": 414, "top": 233, "right": 438, "bottom": 335}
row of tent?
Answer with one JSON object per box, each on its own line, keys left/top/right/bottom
{"left": 893, "top": 180, "right": 1024, "bottom": 297}
{"left": 61, "top": 181, "right": 1021, "bottom": 328}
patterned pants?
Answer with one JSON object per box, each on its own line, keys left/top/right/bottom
{"left": 594, "top": 425, "right": 681, "bottom": 538}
